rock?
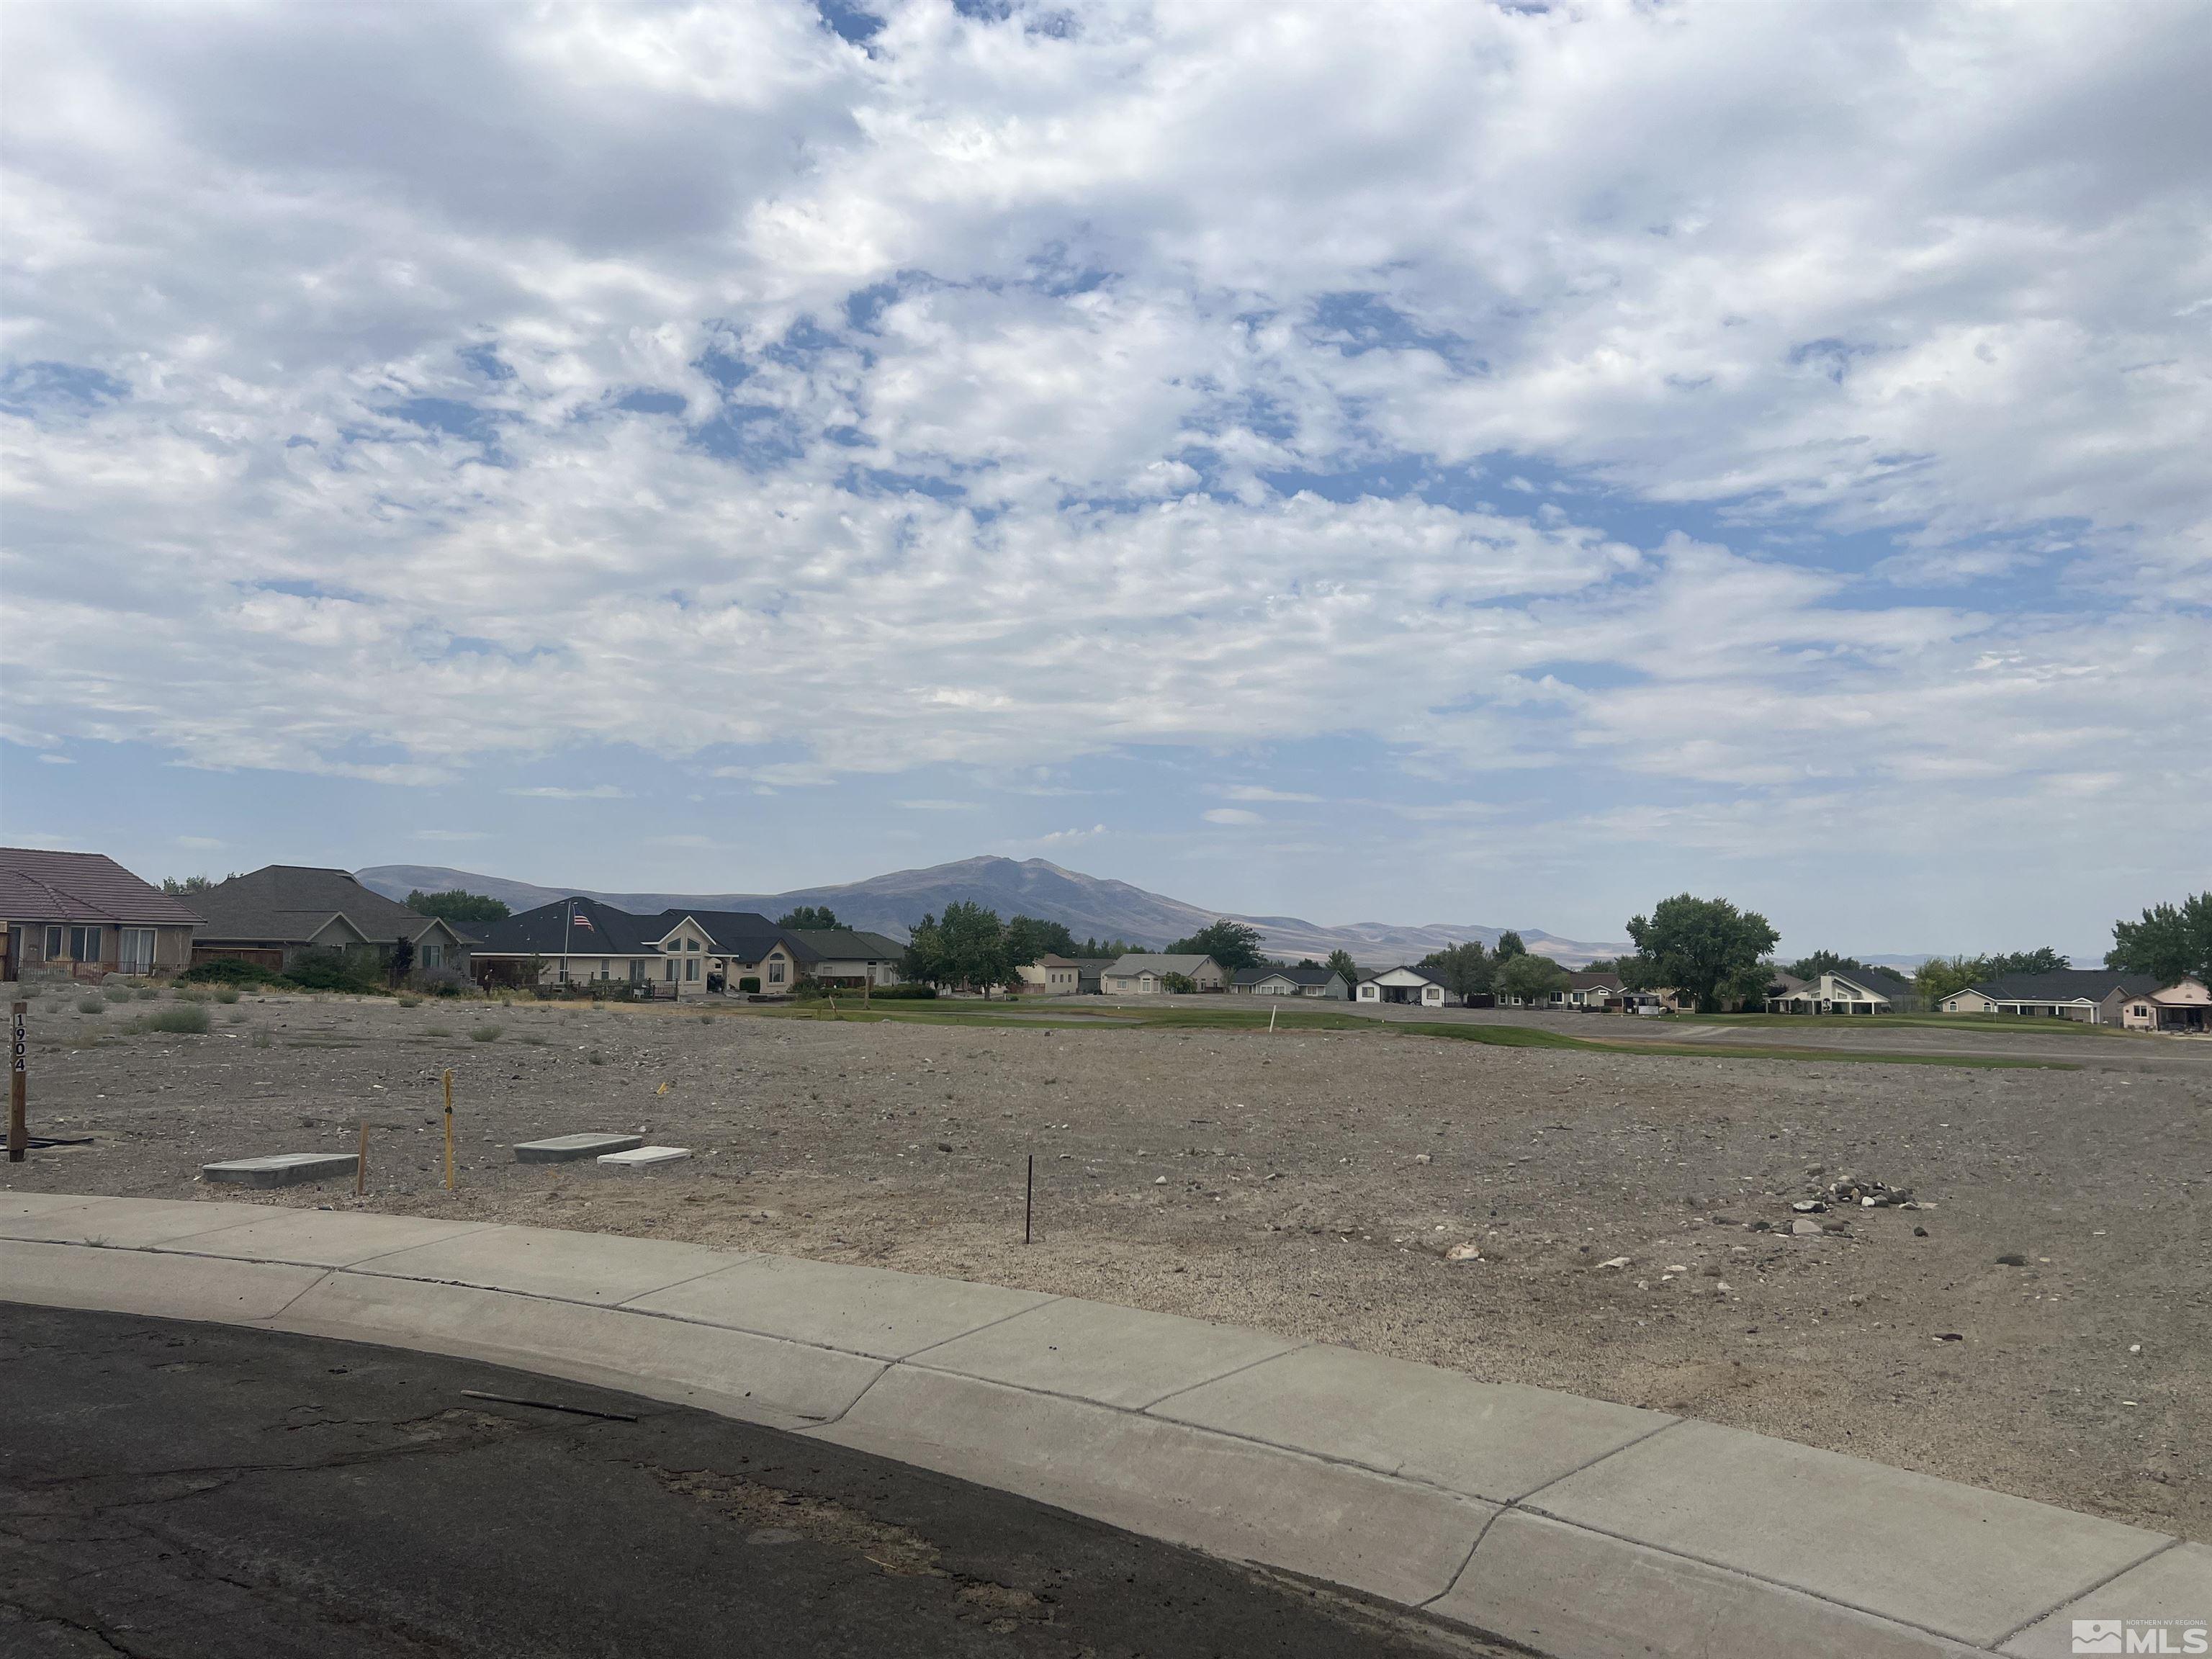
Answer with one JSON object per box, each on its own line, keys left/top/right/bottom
{"left": 1413, "top": 1153, "right": 1431, "bottom": 1164}
{"left": 1913, "top": 1226, "right": 1928, "bottom": 1237}
{"left": 1790, "top": 1218, "right": 1825, "bottom": 1236}
{"left": 1714, "top": 1280, "right": 1732, "bottom": 1293}
{"left": 1934, "top": 1332, "right": 1964, "bottom": 1342}
{"left": 1995, "top": 1252, "right": 2027, "bottom": 1267}
{"left": 1154, "top": 1175, "right": 1167, "bottom": 1184}
{"left": 1791, "top": 1200, "right": 1826, "bottom": 1213}
{"left": 1709, "top": 1215, "right": 1739, "bottom": 1226}
{"left": 1598, "top": 1256, "right": 1632, "bottom": 1269}
{"left": 1444, "top": 1242, "right": 1482, "bottom": 1262}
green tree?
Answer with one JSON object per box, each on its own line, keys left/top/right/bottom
{"left": 905, "top": 901, "right": 1016, "bottom": 994}
{"left": 1160, "top": 971, "right": 1197, "bottom": 994}
{"left": 1990, "top": 946, "right": 2069, "bottom": 976}
{"left": 407, "top": 889, "right": 511, "bottom": 930}
{"left": 778, "top": 904, "right": 840, "bottom": 930}
{"left": 1624, "top": 894, "right": 1781, "bottom": 1015}
{"left": 2108, "top": 894, "right": 2212, "bottom": 985}
{"left": 1497, "top": 952, "right": 1570, "bottom": 1004}
{"left": 1418, "top": 940, "right": 1493, "bottom": 999}
{"left": 901, "top": 913, "right": 949, "bottom": 987}
{"left": 1325, "top": 948, "right": 1360, "bottom": 989}
{"left": 1493, "top": 930, "right": 1528, "bottom": 961}
{"left": 1912, "top": 954, "right": 1987, "bottom": 1005}
{"left": 1005, "top": 914, "right": 1077, "bottom": 964}
{"left": 162, "top": 873, "right": 235, "bottom": 895}
{"left": 1167, "top": 919, "right": 1267, "bottom": 971}
{"left": 1786, "top": 950, "right": 1866, "bottom": 980}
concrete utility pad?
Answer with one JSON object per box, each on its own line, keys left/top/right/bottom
{"left": 597, "top": 1146, "right": 690, "bottom": 1169}
{"left": 515, "top": 1133, "right": 644, "bottom": 1164}
{"left": 201, "top": 1152, "right": 359, "bottom": 1189}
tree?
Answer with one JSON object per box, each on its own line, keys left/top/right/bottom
{"left": 162, "top": 873, "right": 233, "bottom": 895}
{"left": 1786, "top": 950, "right": 1866, "bottom": 980}
{"left": 389, "top": 937, "right": 415, "bottom": 986}
{"left": 1498, "top": 951, "right": 1570, "bottom": 1005}
{"left": 905, "top": 902, "right": 1015, "bottom": 994}
{"left": 1005, "top": 914, "right": 1077, "bottom": 964}
{"left": 1160, "top": 971, "right": 1197, "bottom": 994}
{"left": 1912, "top": 954, "right": 1985, "bottom": 1006}
{"left": 2108, "top": 894, "right": 2212, "bottom": 986}
{"left": 1418, "top": 940, "right": 1492, "bottom": 999}
{"left": 1325, "top": 948, "right": 1360, "bottom": 989}
{"left": 778, "top": 905, "right": 840, "bottom": 930}
{"left": 1493, "top": 930, "right": 1528, "bottom": 961}
{"left": 1624, "top": 894, "right": 1781, "bottom": 1015}
{"left": 1167, "top": 919, "right": 1267, "bottom": 972}
{"left": 407, "top": 889, "right": 511, "bottom": 930}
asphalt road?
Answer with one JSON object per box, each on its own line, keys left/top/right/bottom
{"left": 1, "top": 1305, "right": 1506, "bottom": 1659}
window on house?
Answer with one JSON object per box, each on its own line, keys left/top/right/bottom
{"left": 687, "top": 938, "right": 701, "bottom": 952}
{"left": 557, "top": 961, "right": 570, "bottom": 983}
{"left": 45, "top": 925, "right": 63, "bottom": 960}
{"left": 665, "top": 959, "right": 676, "bottom": 981}
{"left": 117, "top": 929, "right": 156, "bottom": 975}
{"left": 71, "top": 926, "right": 102, "bottom": 961}
{"left": 768, "top": 959, "right": 785, "bottom": 984}
{"left": 422, "top": 943, "right": 444, "bottom": 968}
{"left": 685, "top": 958, "right": 699, "bottom": 981}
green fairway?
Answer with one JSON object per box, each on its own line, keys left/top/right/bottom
{"left": 749, "top": 999, "right": 2066, "bottom": 1068}
{"left": 1691, "top": 1011, "right": 2126, "bottom": 1038}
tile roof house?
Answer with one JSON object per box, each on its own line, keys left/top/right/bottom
{"left": 188, "top": 866, "right": 475, "bottom": 976}
{"left": 1230, "top": 965, "right": 1350, "bottom": 999}
{"left": 469, "top": 896, "right": 668, "bottom": 989}
{"left": 1940, "top": 968, "right": 2160, "bottom": 1025}
{"left": 471, "top": 904, "right": 909, "bottom": 998}
{"left": 1099, "top": 953, "right": 1226, "bottom": 994}
{"left": 1, "top": 848, "right": 204, "bottom": 980}
{"left": 783, "top": 927, "right": 908, "bottom": 989}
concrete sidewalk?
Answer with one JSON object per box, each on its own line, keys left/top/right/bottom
{"left": 5, "top": 1191, "right": 2203, "bottom": 1658}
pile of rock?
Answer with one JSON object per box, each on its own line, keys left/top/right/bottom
{"left": 1800, "top": 1172, "right": 1925, "bottom": 1210}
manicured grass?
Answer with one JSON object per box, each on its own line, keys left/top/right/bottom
{"left": 1693, "top": 1011, "right": 2124, "bottom": 1038}
{"left": 755, "top": 999, "right": 2066, "bottom": 1067}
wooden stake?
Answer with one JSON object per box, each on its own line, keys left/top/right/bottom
{"left": 1024, "top": 1153, "right": 1033, "bottom": 1245}
{"left": 8, "top": 1000, "right": 26, "bottom": 1163}
{"left": 356, "top": 1119, "right": 368, "bottom": 1197}
{"left": 1269, "top": 1004, "right": 1278, "bottom": 1033}
{"left": 442, "top": 1069, "right": 456, "bottom": 1191}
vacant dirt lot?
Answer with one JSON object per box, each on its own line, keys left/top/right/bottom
{"left": 8, "top": 989, "right": 2209, "bottom": 1542}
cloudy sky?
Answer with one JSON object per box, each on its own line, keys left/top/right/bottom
{"left": 4, "top": 0, "right": 2206, "bottom": 956}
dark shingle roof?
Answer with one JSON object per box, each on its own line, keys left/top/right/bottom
{"left": 0, "top": 848, "right": 204, "bottom": 927}
{"left": 1565, "top": 971, "right": 1624, "bottom": 991}
{"left": 1967, "top": 968, "right": 2158, "bottom": 1002}
{"left": 661, "top": 910, "right": 786, "bottom": 961}
{"left": 783, "top": 927, "right": 905, "bottom": 963}
{"left": 476, "top": 896, "right": 662, "bottom": 956}
{"left": 1833, "top": 965, "right": 1911, "bottom": 999}
{"left": 1233, "top": 966, "right": 1343, "bottom": 987}
{"left": 188, "top": 866, "right": 454, "bottom": 946}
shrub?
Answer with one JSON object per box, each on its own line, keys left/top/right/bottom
{"left": 867, "top": 984, "right": 938, "bottom": 1000}
{"left": 738, "top": 976, "right": 761, "bottom": 994}
{"left": 136, "top": 986, "right": 161, "bottom": 1001}
{"left": 104, "top": 984, "right": 135, "bottom": 1002}
{"left": 77, "top": 997, "right": 105, "bottom": 1015}
{"left": 469, "top": 1024, "right": 502, "bottom": 1043}
{"left": 210, "top": 986, "right": 240, "bottom": 1004}
{"left": 283, "top": 950, "right": 385, "bottom": 994}
{"left": 397, "top": 994, "right": 421, "bottom": 1007}
{"left": 424, "top": 1025, "right": 454, "bottom": 1037}
{"left": 251, "top": 1028, "right": 272, "bottom": 1048}
{"left": 139, "top": 1004, "right": 211, "bottom": 1035}
{"left": 173, "top": 986, "right": 209, "bottom": 1003}
{"left": 413, "top": 965, "right": 473, "bottom": 997}
{"left": 179, "top": 958, "right": 282, "bottom": 987}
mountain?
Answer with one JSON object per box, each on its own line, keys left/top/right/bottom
{"left": 355, "top": 856, "right": 1632, "bottom": 967}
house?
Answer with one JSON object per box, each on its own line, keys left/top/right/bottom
{"left": 1017, "top": 954, "right": 1118, "bottom": 994}
{"left": 783, "top": 927, "right": 907, "bottom": 990}
{"left": 1356, "top": 966, "right": 1447, "bottom": 1007}
{"left": 2116, "top": 977, "right": 2210, "bottom": 1033}
{"left": 1554, "top": 969, "right": 1624, "bottom": 1011}
{"left": 188, "top": 866, "right": 472, "bottom": 977}
{"left": 470, "top": 897, "right": 666, "bottom": 989}
{"left": 1766, "top": 966, "right": 1912, "bottom": 1015}
{"left": 661, "top": 911, "right": 793, "bottom": 996}
{"left": 1230, "top": 965, "right": 1350, "bottom": 999}
{"left": 1099, "top": 953, "right": 1225, "bottom": 994}
{"left": 1, "top": 848, "right": 202, "bottom": 980}
{"left": 1939, "top": 968, "right": 2159, "bottom": 1025}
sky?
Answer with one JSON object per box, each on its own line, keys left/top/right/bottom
{"left": 3, "top": 0, "right": 2207, "bottom": 959}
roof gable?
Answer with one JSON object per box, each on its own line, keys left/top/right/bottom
{"left": 189, "top": 865, "right": 446, "bottom": 946}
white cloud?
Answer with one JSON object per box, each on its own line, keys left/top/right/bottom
{"left": 35, "top": 753, "right": 73, "bottom": 765}
{"left": 1, "top": 0, "right": 2205, "bottom": 912}
{"left": 504, "top": 784, "right": 629, "bottom": 800}
{"left": 1202, "top": 807, "right": 1262, "bottom": 826}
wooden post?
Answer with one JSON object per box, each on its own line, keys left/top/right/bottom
{"left": 8, "top": 1000, "right": 26, "bottom": 1163}
{"left": 1024, "top": 1153, "right": 1033, "bottom": 1245}
{"left": 1269, "top": 1004, "right": 1277, "bottom": 1033}
{"left": 442, "top": 1069, "right": 455, "bottom": 1191}
{"left": 356, "top": 1119, "right": 368, "bottom": 1197}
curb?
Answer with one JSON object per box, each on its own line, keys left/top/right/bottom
{"left": 4, "top": 1192, "right": 2203, "bottom": 1657}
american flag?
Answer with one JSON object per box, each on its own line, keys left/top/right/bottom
{"left": 571, "top": 909, "right": 592, "bottom": 930}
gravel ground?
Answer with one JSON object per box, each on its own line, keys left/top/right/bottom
{"left": 7, "top": 988, "right": 2208, "bottom": 1544}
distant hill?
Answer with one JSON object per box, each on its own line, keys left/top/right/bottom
{"left": 355, "top": 855, "right": 1631, "bottom": 968}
